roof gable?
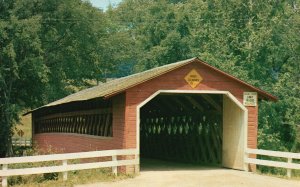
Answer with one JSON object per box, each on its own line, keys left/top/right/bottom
{"left": 44, "top": 57, "right": 197, "bottom": 107}
{"left": 194, "top": 59, "right": 277, "bottom": 101}
{"left": 26, "top": 57, "right": 277, "bottom": 114}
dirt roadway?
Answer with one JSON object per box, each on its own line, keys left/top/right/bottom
{"left": 77, "top": 159, "right": 300, "bottom": 187}
{"left": 78, "top": 169, "right": 299, "bottom": 187}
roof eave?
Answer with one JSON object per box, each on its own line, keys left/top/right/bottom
{"left": 103, "top": 58, "right": 198, "bottom": 99}
{"left": 24, "top": 57, "right": 277, "bottom": 116}
{"left": 195, "top": 58, "right": 278, "bottom": 101}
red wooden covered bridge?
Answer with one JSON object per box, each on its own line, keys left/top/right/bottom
{"left": 26, "top": 57, "right": 277, "bottom": 173}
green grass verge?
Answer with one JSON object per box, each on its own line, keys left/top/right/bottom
{"left": 256, "top": 169, "right": 300, "bottom": 180}
{"left": 8, "top": 147, "right": 135, "bottom": 187}
{"left": 10, "top": 168, "right": 134, "bottom": 187}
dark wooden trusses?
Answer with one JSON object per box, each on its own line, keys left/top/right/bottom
{"left": 140, "top": 115, "right": 222, "bottom": 164}
{"left": 34, "top": 98, "right": 113, "bottom": 137}
{"left": 140, "top": 93, "right": 223, "bottom": 117}
{"left": 140, "top": 94, "right": 223, "bottom": 164}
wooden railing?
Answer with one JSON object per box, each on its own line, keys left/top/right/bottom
{"left": 0, "top": 149, "right": 138, "bottom": 187}
{"left": 245, "top": 148, "right": 300, "bottom": 178}
{"left": 12, "top": 138, "right": 32, "bottom": 147}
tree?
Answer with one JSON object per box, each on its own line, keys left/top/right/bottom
{"left": 0, "top": 0, "right": 123, "bottom": 156}
{"left": 112, "top": 0, "right": 300, "bottom": 152}
{"left": 0, "top": 0, "right": 47, "bottom": 156}
{"left": 1, "top": 0, "right": 299, "bottom": 157}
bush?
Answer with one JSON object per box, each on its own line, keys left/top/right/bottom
{"left": 43, "top": 172, "right": 59, "bottom": 181}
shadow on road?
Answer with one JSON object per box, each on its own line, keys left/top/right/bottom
{"left": 140, "top": 158, "right": 222, "bottom": 172}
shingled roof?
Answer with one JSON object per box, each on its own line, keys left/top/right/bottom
{"left": 26, "top": 57, "right": 277, "bottom": 114}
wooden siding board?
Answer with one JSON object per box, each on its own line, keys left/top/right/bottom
{"left": 35, "top": 60, "right": 259, "bottom": 172}
{"left": 123, "top": 61, "right": 258, "bottom": 151}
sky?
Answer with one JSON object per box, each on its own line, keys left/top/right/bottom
{"left": 89, "top": 0, "right": 123, "bottom": 10}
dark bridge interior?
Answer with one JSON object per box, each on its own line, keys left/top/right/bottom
{"left": 140, "top": 93, "right": 223, "bottom": 165}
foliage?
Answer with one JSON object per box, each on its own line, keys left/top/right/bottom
{"left": 113, "top": 0, "right": 300, "bottom": 152}
{"left": 0, "top": 0, "right": 46, "bottom": 156}
{"left": 9, "top": 168, "right": 132, "bottom": 187}
{"left": 1, "top": 0, "right": 299, "bottom": 162}
{"left": 114, "top": 0, "right": 300, "bottom": 174}
{"left": 0, "top": 0, "right": 124, "bottom": 157}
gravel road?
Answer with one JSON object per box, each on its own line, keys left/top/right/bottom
{"left": 77, "top": 159, "right": 300, "bottom": 187}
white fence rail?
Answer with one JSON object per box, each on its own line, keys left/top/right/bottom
{"left": 245, "top": 148, "right": 300, "bottom": 178}
{"left": 0, "top": 149, "right": 138, "bottom": 187}
{"left": 11, "top": 138, "right": 32, "bottom": 147}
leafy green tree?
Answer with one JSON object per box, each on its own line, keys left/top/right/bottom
{"left": 0, "top": 0, "right": 47, "bottom": 156}
{"left": 113, "top": 0, "right": 300, "bottom": 152}
{"left": 0, "top": 0, "right": 124, "bottom": 156}
{"left": 1, "top": 0, "right": 299, "bottom": 158}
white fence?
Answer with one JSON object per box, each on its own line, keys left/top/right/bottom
{"left": 245, "top": 148, "right": 300, "bottom": 178}
{"left": 11, "top": 138, "right": 32, "bottom": 147}
{"left": 0, "top": 149, "right": 138, "bottom": 187}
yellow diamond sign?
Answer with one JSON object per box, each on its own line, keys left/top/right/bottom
{"left": 184, "top": 69, "right": 203, "bottom": 88}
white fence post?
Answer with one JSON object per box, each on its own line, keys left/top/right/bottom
{"left": 62, "top": 160, "right": 68, "bottom": 181}
{"left": 2, "top": 164, "right": 8, "bottom": 187}
{"left": 0, "top": 149, "right": 137, "bottom": 182}
{"left": 245, "top": 148, "right": 300, "bottom": 178}
{"left": 287, "top": 158, "right": 292, "bottom": 178}
{"left": 112, "top": 155, "right": 117, "bottom": 175}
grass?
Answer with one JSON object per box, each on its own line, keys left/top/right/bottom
{"left": 7, "top": 146, "right": 135, "bottom": 187}
{"left": 13, "top": 114, "right": 32, "bottom": 139}
{"left": 10, "top": 168, "right": 134, "bottom": 187}
{"left": 256, "top": 169, "right": 300, "bottom": 180}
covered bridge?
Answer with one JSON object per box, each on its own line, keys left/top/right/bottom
{"left": 27, "top": 57, "right": 277, "bottom": 173}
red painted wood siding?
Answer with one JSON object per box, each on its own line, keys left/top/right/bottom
{"left": 34, "top": 93, "right": 126, "bottom": 153}
{"left": 34, "top": 61, "right": 258, "bottom": 161}
{"left": 124, "top": 61, "right": 258, "bottom": 150}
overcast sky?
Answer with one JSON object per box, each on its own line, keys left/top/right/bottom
{"left": 89, "top": 0, "right": 123, "bottom": 10}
